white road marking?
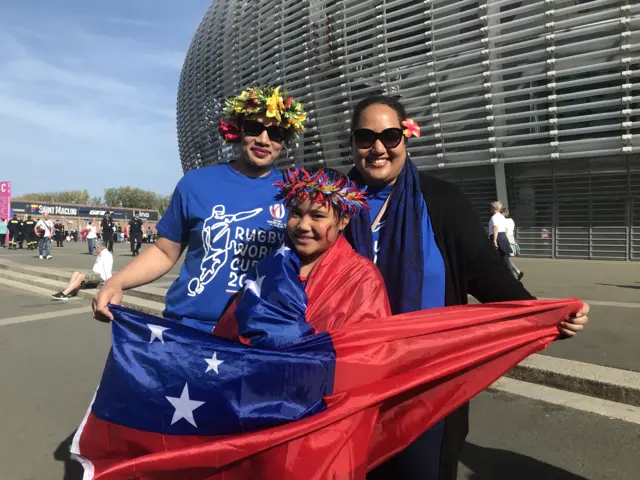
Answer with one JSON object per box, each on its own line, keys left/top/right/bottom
{"left": 575, "top": 299, "right": 640, "bottom": 310}
{"left": 0, "top": 307, "right": 92, "bottom": 327}
{"left": 469, "top": 295, "right": 640, "bottom": 309}
{"left": 0, "top": 253, "right": 76, "bottom": 257}
{"left": 490, "top": 377, "right": 640, "bottom": 425}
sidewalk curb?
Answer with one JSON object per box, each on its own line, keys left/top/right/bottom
{"left": 0, "top": 259, "right": 166, "bottom": 304}
{"left": 506, "top": 355, "right": 640, "bottom": 407}
{"left": 0, "top": 271, "right": 164, "bottom": 317}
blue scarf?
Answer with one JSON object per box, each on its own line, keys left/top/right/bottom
{"left": 346, "top": 159, "right": 424, "bottom": 314}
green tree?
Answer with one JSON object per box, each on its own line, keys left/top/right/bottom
{"left": 89, "top": 196, "right": 103, "bottom": 205}
{"left": 103, "top": 187, "right": 166, "bottom": 211}
{"left": 14, "top": 190, "right": 89, "bottom": 204}
{"left": 156, "top": 195, "right": 171, "bottom": 214}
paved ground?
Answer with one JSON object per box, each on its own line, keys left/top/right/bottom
{"left": 458, "top": 389, "right": 640, "bottom": 480}
{"left": 0, "top": 286, "right": 109, "bottom": 480}
{"left": 0, "top": 263, "right": 639, "bottom": 479}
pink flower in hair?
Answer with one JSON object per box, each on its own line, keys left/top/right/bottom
{"left": 218, "top": 120, "right": 241, "bottom": 144}
{"left": 402, "top": 118, "right": 421, "bottom": 139}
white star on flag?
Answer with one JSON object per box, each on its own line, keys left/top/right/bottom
{"left": 165, "top": 383, "right": 205, "bottom": 428}
{"left": 276, "top": 244, "right": 291, "bottom": 256}
{"left": 148, "top": 324, "right": 169, "bottom": 344}
{"left": 244, "top": 274, "right": 266, "bottom": 298}
{"left": 204, "top": 352, "right": 224, "bottom": 374}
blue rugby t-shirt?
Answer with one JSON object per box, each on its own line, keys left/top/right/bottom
{"left": 156, "top": 163, "right": 286, "bottom": 329}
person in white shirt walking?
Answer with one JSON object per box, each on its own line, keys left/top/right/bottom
{"left": 86, "top": 220, "right": 98, "bottom": 255}
{"left": 488, "top": 201, "right": 516, "bottom": 272}
{"left": 501, "top": 207, "right": 524, "bottom": 281}
{"left": 35, "top": 212, "right": 55, "bottom": 259}
{"left": 52, "top": 244, "right": 113, "bottom": 300}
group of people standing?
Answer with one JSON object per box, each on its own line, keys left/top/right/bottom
{"left": 91, "top": 86, "right": 589, "bottom": 479}
{"left": 98, "top": 211, "right": 145, "bottom": 256}
{"left": 0, "top": 212, "right": 55, "bottom": 258}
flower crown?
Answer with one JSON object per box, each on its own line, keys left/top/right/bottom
{"left": 218, "top": 86, "right": 307, "bottom": 143}
{"left": 275, "top": 168, "right": 369, "bottom": 215}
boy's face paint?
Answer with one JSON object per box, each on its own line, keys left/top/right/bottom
{"left": 286, "top": 198, "right": 350, "bottom": 265}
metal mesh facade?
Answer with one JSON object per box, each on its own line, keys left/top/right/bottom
{"left": 176, "top": 0, "right": 640, "bottom": 260}
{"left": 177, "top": 0, "right": 639, "bottom": 172}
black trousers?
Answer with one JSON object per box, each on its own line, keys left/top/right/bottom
{"left": 55, "top": 232, "right": 64, "bottom": 247}
{"left": 102, "top": 230, "right": 114, "bottom": 252}
{"left": 25, "top": 232, "right": 37, "bottom": 248}
{"left": 9, "top": 232, "right": 19, "bottom": 246}
{"left": 366, "top": 404, "right": 468, "bottom": 480}
{"left": 0, "top": 233, "right": 5, "bottom": 247}
{"left": 130, "top": 232, "right": 142, "bottom": 254}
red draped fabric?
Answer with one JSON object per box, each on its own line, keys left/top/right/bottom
{"left": 76, "top": 298, "right": 581, "bottom": 479}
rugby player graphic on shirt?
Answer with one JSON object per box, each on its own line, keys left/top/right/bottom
{"left": 187, "top": 205, "right": 262, "bottom": 297}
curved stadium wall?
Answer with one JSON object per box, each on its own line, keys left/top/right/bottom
{"left": 177, "top": 0, "right": 640, "bottom": 260}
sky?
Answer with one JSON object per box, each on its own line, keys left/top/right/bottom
{"left": 0, "top": 0, "right": 212, "bottom": 198}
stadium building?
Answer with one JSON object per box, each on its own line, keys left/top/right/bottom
{"left": 177, "top": 0, "right": 640, "bottom": 260}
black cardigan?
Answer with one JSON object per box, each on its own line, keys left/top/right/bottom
{"left": 420, "top": 173, "right": 534, "bottom": 480}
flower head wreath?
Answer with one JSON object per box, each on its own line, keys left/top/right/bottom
{"left": 275, "top": 168, "right": 370, "bottom": 216}
{"left": 218, "top": 86, "right": 308, "bottom": 144}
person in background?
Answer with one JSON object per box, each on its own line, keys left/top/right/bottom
{"left": 86, "top": 220, "right": 98, "bottom": 255}
{"left": 344, "top": 95, "right": 589, "bottom": 480}
{"left": 116, "top": 223, "right": 123, "bottom": 243}
{"left": 7, "top": 214, "right": 21, "bottom": 249}
{"left": 35, "top": 212, "right": 54, "bottom": 260}
{"left": 501, "top": 207, "right": 524, "bottom": 281}
{"left": 101, "top": 212, "right": 115, "bottom": 252}
{"left": 0, "top": 218, "right": 7, "bottom": 248}
{"left": 489, "top": 201, "right": 511, "bottom": 264}
{"left": 54, "top": 219, "right": 65, "bottom": 247}
{"left": 128, "top": 214, "right": 144, "bottom": 256}
{"left": 144, "top": 226, "right": 153, "bottom": 244}
{"left": 23, "top": 215, "right": 37, "bottom": 250}
{"left": 52, "top": 243, "right": 113, "bottom": 300}
{"left": 17, "top": 216, "right": 26, "bottom": 249}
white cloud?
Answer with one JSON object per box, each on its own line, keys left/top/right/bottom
{"left": 0, "top": 10, "right": 194, "bottom": 197}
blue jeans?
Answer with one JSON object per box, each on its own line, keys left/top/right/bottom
{"left": 88, "top": 238, "right": 96, "bottom": 255}
{"left": 39, "top": 237, "right": 51, "bottom": 257}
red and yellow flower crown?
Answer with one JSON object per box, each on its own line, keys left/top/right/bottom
{"left": 275, "top": 168, "right": 369, "bottom": 215}
{"left": 218, "top": 86, "right": 307, "bottom": 143}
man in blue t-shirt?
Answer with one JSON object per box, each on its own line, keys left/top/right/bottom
{"left": 93, "top": 86, "right": 308, "bottom": 330}
{"left": 155, "top": 164, "right": 286, "bottom": 330}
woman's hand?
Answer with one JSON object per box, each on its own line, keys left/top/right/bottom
{"left": 559, "top": 302, "right": 589, "bottom": 338}
{"left": 92, "top": 281, "right": 124, "bottom": 323}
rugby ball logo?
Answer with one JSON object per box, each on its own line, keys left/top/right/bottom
{"left": 270, "top": 204, "right": 285, "bottom": 220}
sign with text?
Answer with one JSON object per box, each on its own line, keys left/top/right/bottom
{"left": 0, "top": 181, "right": 10, "bottom": 220}
{"left": 10, "top": 201, "right": 159, "bottom": 222}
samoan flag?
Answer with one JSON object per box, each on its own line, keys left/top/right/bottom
{"left": 71, "top": 249, "right": 583, "bottom": 479}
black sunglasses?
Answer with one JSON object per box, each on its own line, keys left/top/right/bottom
{"left": 243, "top": 119, "right": 289, "bottom": 143}
{"left": 353, "top": 128, "right": 404, "bottom": 150}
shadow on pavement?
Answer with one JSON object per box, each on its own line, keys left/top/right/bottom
{"left": 596, "top": 283, "right": 640, "bottom": 290}
{"left": 54, "top": 431, "right": 84, "bottom": 480}
{"left": 459, "top": 442, "right": 587, "bottom": 480}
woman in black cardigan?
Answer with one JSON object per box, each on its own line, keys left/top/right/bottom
{"left": 345, "top": 95, "right": 589, "bottom": 480}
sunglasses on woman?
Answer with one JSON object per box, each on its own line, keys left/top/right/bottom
{"left": 243, "top": 119, "right": 289, "bottom": 143}
{"left": 352, "top": 128, "right": 404, "bottom": 150}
